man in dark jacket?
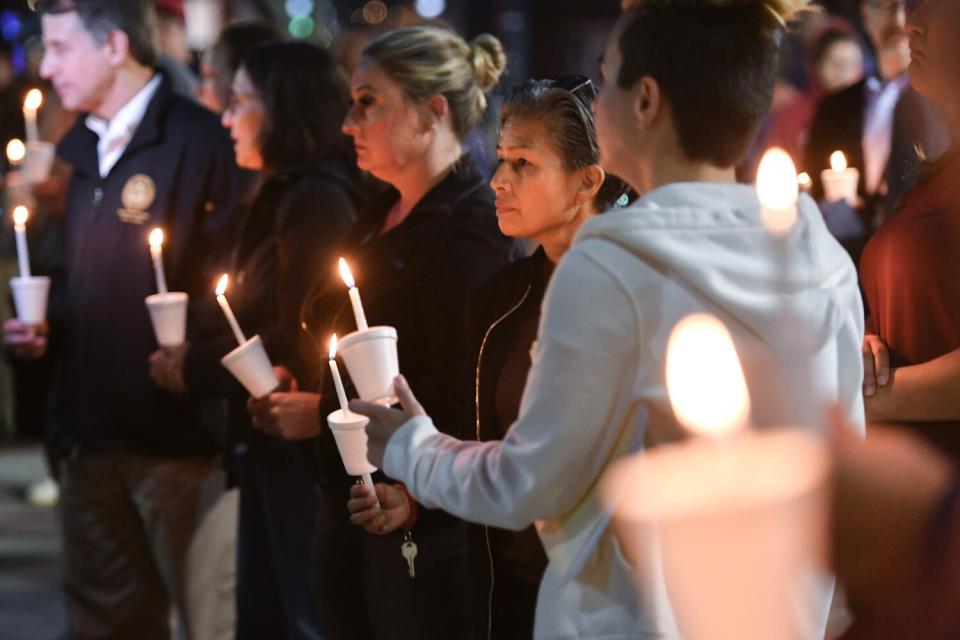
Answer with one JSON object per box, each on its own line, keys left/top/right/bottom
{"left": 2, "top": 1, "right": 243, "bottom": 637}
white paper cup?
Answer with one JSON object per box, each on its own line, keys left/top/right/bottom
{"left": 603, "top": 429, "right": 829, "bottom": 640}
{"left": 4, "top": 171, "right": 34, "bottom": 210}
{"left": 23, "top": 141, "right": 55, "bottom": 184}
{"left": 10, "top": 276, "right": 50, "bottom": 325}
{"left": 145, "top": 292, "right": 188, "bottom": 348}
{"left": 338, "top": 326, "right": 399, "bottom": 405}
{"left": 328, "top": 409, "right": 377, "bottom": 476}
{"left": 820, "top": 167, "right": 859, "bottom": 206}
{"left": 220, "top": 335, "right": 279, "bottom": 399}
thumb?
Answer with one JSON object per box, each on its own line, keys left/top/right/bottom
{"left": 394, "top": 375, "right": 425, "bottom": 417}
{"left": 290, "top": 376, "right": 299, "bottom": 392}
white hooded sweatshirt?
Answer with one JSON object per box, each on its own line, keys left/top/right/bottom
{"left": 383, "top": 182, "right": 865, "bottom": 639}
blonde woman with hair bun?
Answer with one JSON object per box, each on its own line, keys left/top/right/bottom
{"left": 250, "top": 24, "right": 517, "bottom": 640}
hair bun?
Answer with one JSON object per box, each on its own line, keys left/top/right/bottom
{"left": 469, "top": 34, "right": 506, "bottom": 91}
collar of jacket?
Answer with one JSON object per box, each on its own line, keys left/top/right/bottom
{"left": 355, "top": 153, "right": 485, "bottom": 241}
{"left": 57, "top": 70, "right": 175, "bottom": 178}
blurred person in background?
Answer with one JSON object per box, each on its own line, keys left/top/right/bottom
{"left": 153, "top": 0, "right": 198, "bottom": 98}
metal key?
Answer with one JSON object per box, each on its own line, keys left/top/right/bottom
{"left": 401, "top": 537, "right": 418, "bottom": 578}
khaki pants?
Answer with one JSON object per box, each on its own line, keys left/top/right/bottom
{"left": 60, "top": 454, "right": 235, "bottom": 640}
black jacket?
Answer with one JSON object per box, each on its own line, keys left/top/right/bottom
{"left": 302, "top": 155, "right": 519, "bottom": 517}
{"left": 48, "top": 73, "right": 244, "bottom": 457}
{"left": 465, "top": 249, "right": 550, "bottom": 635}
{"left": 804, "top": 78, "right": 947, "bottom": 226}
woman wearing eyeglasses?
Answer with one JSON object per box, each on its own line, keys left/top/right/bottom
{"left": 345, "top": 77, "right": 629, "bottom": 639}
{"left": 148, "top": 41, "right": 363, "bottom": 639}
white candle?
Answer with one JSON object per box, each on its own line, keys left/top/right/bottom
{"left": 6, "top": 138, "right": 25, "bottom": 168}
{"left": 338, "top": 258, "right": 369, "bottom": 331}
{"left": 12, "top": 206, "right": 30, "bottom": 278}
{"left": 756, "top": 148, "right": 799, "bottom": 238}
{"left": 820, "top": 150, "right": 859, "bottom": 206}
{"left": 148, "top": 228, "right": 168, "bottom": 294}
{"left": 23, "top": 89, "right": 42, "bottom": 145}
{"left": 797, "top": 172, "right": 812, "bottom": 192}
{"left": 328, "top": 334, "right": 350, "bottom": 412}
{"left": 215, "top": 274, "right": 246, "bottom": 345}
{"left": 602, "top": 313, "right": 829, "bottom": 640}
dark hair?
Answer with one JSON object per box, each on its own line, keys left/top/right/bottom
{"left": 207, "top": 20, "right": 282, "bottom": 112}
{"left": 36, "top": 0, "right": 157, "bottom": 67}
{"left": 810, "top": 27, "right": 859, "bottom": 68}
{"left": 616, "top": 0, "right": 804, "bottom": 167}
{"left": 501, "top": 78, "right": 629, "bottom": 211}
{"left": 243, "top": 41, "right": 353, "bottom": 172}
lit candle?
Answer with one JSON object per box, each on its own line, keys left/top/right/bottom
{"left": 6, "top": 138, "right": 25, "bottom": 168}
{"left": 330, "top": 333, "right": 379, "bottom": 504}
{"left": 756, "top": 148, "right": 799, "bottom": 237}
{"left": 215, "top": 274, "right": 246, "bottom": 345}
{"left": 23, "top": 89, "right": 42, "bottom": 144}
{"left": 820, "top": 150, "right": 859, "bottom": 206}
{"left": 797, "top": 172, "right": 812, "bottom": 192}
{"left": 328, "top": 334, "right": 350, "bottom": 413}
{"left": 148, "top": 228, "right": 168, "bottom": 294}
{"left": 602, "top": 314, "right": 830, "bottom": 640}
{"left": 12, "top": 205, "right": 31, "bottom": 278}
{"left": 338, "top": 258, "right": 369, "bottom": 331}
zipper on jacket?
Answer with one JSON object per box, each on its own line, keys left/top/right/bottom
{"left": 474, "top": 283, "right": 532, "bottom": 640}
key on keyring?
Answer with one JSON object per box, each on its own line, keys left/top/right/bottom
{"left": 401, "top": 540, "right": 418, "bottom": 578}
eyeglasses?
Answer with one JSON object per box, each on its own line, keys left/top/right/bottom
{"left": 552, "top": 74, "right": 594, "bottom": 97}
{"left": 225, "top": 90, "right": 262, "bottom": 114}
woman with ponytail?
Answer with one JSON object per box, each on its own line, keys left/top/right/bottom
{"left": 352, "top": 2, "right": 866, "bottom": 638}
{"left": 249, "top": 26, "right": 517, "bottom": 639}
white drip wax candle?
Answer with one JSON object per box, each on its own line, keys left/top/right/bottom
{"left": 338, "top": 258, "right": 369, "bottom": 331}
{"left": 215, "top": 274, "right": 246, "bottom": 345}
{"left": 148, "top": 228, "right": 168, "bottom": 294}
{"left": 23, "top": 89, "right": 42, "bottom": 145}
{"left": 13, "top": 205, "right": 31, "bottom": 278}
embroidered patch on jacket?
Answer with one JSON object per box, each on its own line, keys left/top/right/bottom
{"left": 117, "top": 174, "right": 156, "bottom": 224}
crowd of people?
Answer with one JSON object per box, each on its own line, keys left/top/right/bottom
{"left": 3, "top": 0, "right": 960, "bottom": 638}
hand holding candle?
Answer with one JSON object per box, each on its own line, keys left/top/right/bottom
{"left": 148, "top": 228, "right": 168, "bottom": 294}
{"left": 13, "top": 206, "right": 31, "bottom": 279}
{"left": 23, "top": 90, "right": 42, "bottom": 145}
{"left": 339, "top": 258, "right": 368, "bottom": 331}
{"left": 215, "top": 274, "right": 246, "bottom": 345}
{"left": 328, "top": 334, "right": 380, "bottom": 509}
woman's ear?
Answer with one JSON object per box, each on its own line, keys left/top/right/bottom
{"left": 577, "top": 164, "right": 606, "bottom": 204}
{"left": 422, "top": 94, "right": 450, "bottom": 129}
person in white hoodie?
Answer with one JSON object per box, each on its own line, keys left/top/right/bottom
{"left": 352, "top": 0, "right": 866, "bottom": 637}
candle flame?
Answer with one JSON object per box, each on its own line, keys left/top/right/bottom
{"left": 148, "top": 228, "right": 164, "bottom": 248}
{"left": 215, "top": 274, "right": 229, "bottom": 296}
{"left": 666, "top": 313, "right": 750, "bottom": 438}
{"left": 797, "top": 172, "right": 812, "bottom": 188}
{"left": 338, "top": 257, "right": 356, "bottom": 288}
{"left": 830, "top": 150, "right": 847, "bottom": 173}
{"left": 5, "top": 138, "right": 25, "bottom": 163}
{"left": 756, "top": 147, "right": 799, "bottom": 235}
{"left": 329, "top": 334, "right": 337, "bottom": 360}
{"left": 24, "top": 89, "right": 43, "bottom": 112}
{"left": 12, "top": 205, "right": 28, "bottom": 227}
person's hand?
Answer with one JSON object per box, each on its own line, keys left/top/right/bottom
{"left": 148, "top": 344, "right": 188, "bottom": 393}
{"left": 4, "top": 318, "right": 48, "bottom": 360}
{"left": 347, "top": 482, "right": 413, "bottom": 534}
{"left": 862, "top": 334, "right": 890, "bottom": 397}
{"left": 350, "top": 375, "right": 425, "bottom": 468}
{"left": 248, "top": 365, "right": 296, "bottom": 427}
